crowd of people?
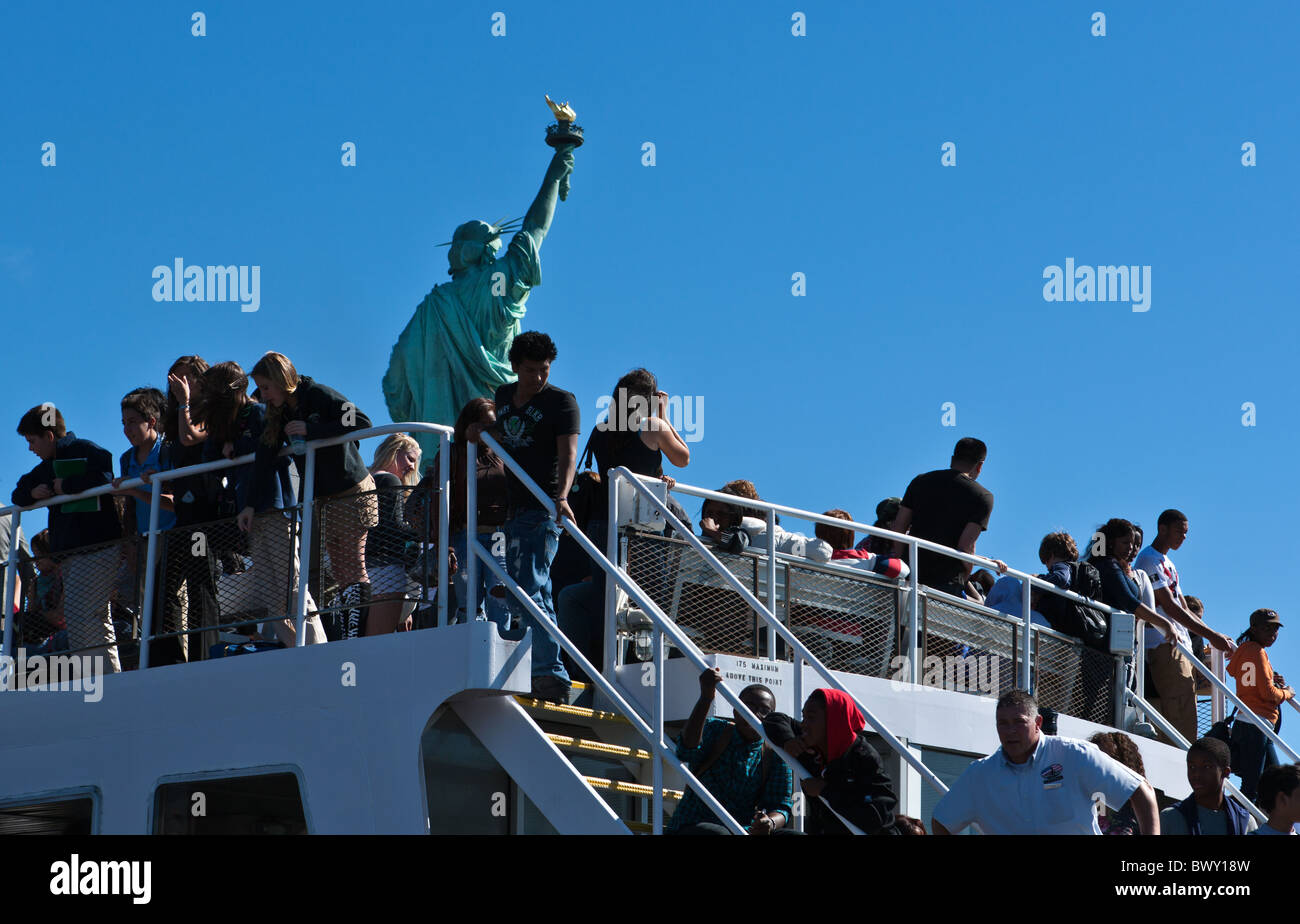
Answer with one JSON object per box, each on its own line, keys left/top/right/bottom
{"left": 3, "top": 336, "right": 1295, "bottom": 832}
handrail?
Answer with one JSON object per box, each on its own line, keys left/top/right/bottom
{"left": 1124, "top": 687, "right": 1268, "bottom": 825}
{"left": 471, "top": 537, "right": 748, "bottom": 834}
{"left": 1176, "top": 640, "right": 1299, "bottom": 763}
{"left": 1, "top": 422, "right": 455, "bottom": 666}
{"left": 662, "top": 480, "right": 1141, "bottom": 627}
{"left": 613, "top": 467, "right": 950, "bottom": 798}
{"left": 476, "top": 434, "right": 869, "bottom": 834}
{"left": 0, "top": 422, "right": 453, "bottom": 518}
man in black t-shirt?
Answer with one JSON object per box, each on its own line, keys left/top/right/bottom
{"left": 491, "top": 332, "right": 580, "bottom": 703}
{"left": 891, "top": 437, "right": 1002, "bottom": 596}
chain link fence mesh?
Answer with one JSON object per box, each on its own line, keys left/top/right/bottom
{"left": 11, "top": 535, "right": 132, "bottom": 672}
{"left": 622, "top": 530, "right": 1123, "bottom": 722}
{"left": 786, "top": 562, "right": 900, "bottom": 678}
{"left": 920, "top": 594, "right": 1019, "bottom": 698}
{"left": 315, "top": 484, "right": 426, "bottom": 638}
{"left": 1034, "top": 630, "right": 1116, "bottom": 725}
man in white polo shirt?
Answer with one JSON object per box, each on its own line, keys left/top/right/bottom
{"left": 931, "top": 690, "right": 1160, "bottom": 835}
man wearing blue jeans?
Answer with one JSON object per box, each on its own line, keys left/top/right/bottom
{"left": 494, "top": 332, "right": 580, "bottom": 704}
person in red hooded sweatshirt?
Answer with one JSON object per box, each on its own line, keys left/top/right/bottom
{"left": 764, "top": 688, "right": 901, "bottom": 834}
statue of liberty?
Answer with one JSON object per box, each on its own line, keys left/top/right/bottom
{"left": 382, "top": 100, "right": 580, "bottom": 460}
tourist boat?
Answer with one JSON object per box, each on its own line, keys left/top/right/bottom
{"left": 1, "top": 424, "right": 1294, "bottom": 835}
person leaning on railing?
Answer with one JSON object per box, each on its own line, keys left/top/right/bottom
{"left": 1089, "top": 519, "right": 1177, "bottom": 649}
{"left": 764, "top": 688, "right": 902, "bottom": 835}
{"left": 194, "top": 361, "right": 328, "bottom": 646}
{"left": 111, "top": 387, "right": 182, "bottom": 664}
{"left": 249, "top": 352, "right": 376, "bottom": 640}
{"left": 12, "top": 404, "right": 123, "bottom": 672}
{"left": 1226, "top": 609, "right": 1294, "bottom": 805}
{"left": 1133, "top": 509, "right": 1236, "bottom": 746}
{"left": 364, "top": 433, "right": 422, "bottom": 635}
{"left": 889, "top": 437, "right": 1007, "bottom": 597}
{"left": 160, "top": 354, "right": 223, "bottom": 661}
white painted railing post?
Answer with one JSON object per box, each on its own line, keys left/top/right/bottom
{"left": 464, "top": 439, "right": 477, "bottom": 628}
{"left": 652, "top": 626, "right": 664, "bottom": 834}
{"left": 1, "top": 509, "right": 22, "bottom": 674}
{"left": 765, "top": 507, "right": 777, "bottom": 660}
{"left": 1020, "top": 576, "right": 1033, "bottom": 691}
{"left": 293, "top": 446, "right": 317, "bottom": 646}
{"left": 138, "top": 476, "right": 164, "bottom": 669}
{"left": 1211, "top": 647, "right": 1225, "bottom": 725}
{"left": 437, "top": 431, "right": 451, "bottom": 629}
{"left": 907, "top": 540, "right": 920, "bottom": 684}
{"left": 604, "top": 470, "right": 620, "bottom": 677}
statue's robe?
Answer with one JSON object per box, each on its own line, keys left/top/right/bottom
{"left": 383, "top": 229, "right": 542, "bottom": 460}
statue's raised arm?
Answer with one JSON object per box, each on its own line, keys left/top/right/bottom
{"left": 523, "top": 142, "right": 577, "bottom": 246}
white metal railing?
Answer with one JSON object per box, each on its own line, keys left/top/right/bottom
{"left": 474, "top": 434, "right": 870, "bottom": 834}
{"left": 611, "top": 467, "right": 950, "bottom": 802}
{"left": 1, "top": 422, "right": 454, "bottom": 667}
{"left": 639, "top": 475, "right": 1139, "bottom": 705}
{"left": 1124, "top": 686, "right": 1269, "bottom": 824}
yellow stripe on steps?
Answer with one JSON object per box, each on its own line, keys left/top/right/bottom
{"left": 584, "top": 776, "right": 683, "bottom": 801}
{"left": 514, "top": 697, "right": 631, "bottom": 725}
{"left": 547, "top": 734, "right": 651, "bottom": 761}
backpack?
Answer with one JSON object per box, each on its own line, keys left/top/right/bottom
{"left": 1205, "top": 709, "right": 1243, "bottom": 771}
{"left": 1037, "top": 561, "right": 1109, "bottom": 652}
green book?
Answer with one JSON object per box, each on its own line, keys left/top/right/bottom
{"left": 52, "top": 458, "right": 100, "bottom": 513}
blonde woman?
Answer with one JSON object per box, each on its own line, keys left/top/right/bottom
{"left": 245, "top": 352, "right": 377, "bottom": 640}
{"left": 365, "top": 434, "right": 421, "bottom": 635}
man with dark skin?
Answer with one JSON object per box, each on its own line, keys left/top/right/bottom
{"left": 676, "top": 667, "right": 789, "bottom": 835}
{"left": 1160, "top": 738, "right": 1258, "bottom": 835}
{"left": 1140, "top": 514, "right": 1234, "bottom": 653}
{"left": 1134, "top": 512, "right": 1234, "bottom": 745}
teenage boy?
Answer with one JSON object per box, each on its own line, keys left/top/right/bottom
{"left": 13, "top": 405, "right": 123, "bottom": 672}
{"left": 1159, "top": 737, "right": 1258, "bottom": 835}
{"left": 1250, "top": 763, "right": 1300, "bottom": 835}
{"left": 492, "top": 331, "right": 580, "bottom": 704}
{"left": 113, "top": 388, "right": 185, "bottom": 664}
{"left": 1134, "top": 510, "right": 1234, "bottom": 745}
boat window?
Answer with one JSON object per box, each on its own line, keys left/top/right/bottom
{"left": 0, "top": 794, "right": 95, "bottom": 834}
{"left": 153, "top": 772, "right": 306, "bottom": 834}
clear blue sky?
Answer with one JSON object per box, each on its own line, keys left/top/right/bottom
{"left": 3, "top": 2, "right": 1298, "bottom": 692}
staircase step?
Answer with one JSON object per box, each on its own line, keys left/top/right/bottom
{"left": 514, "top": 697, "right": 632, "bottom": 727}
{"left": 625, "top": 820, "right": 654, "bottom": 834}
{"left": 584, "top": 776, "right": 683, "bottom": 801}
{"left": 547, "top": 734, "right": 652, "bottom": 762}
